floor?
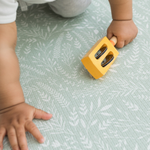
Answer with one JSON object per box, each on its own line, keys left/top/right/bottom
{"left": 3, "top": 0, "right": 150, "bottom": 149}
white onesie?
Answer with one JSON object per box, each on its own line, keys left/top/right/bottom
{"left": 0, "top": 0, "right": 91, "bottom": 24}
{"left": 0, "top": 0, "right": 18, "bottom": 24}
{"left": 0, "top": 0, "right": 55, "bottom": 24}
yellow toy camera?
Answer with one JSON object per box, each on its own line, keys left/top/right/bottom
{"left": 81, "top": 36, "right": 119, "bottom": 79}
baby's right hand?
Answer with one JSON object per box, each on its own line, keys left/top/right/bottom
{"left": 107, "top": 20, "right": 138, "bottom": 48}
{"left": 0, "top": 102, "right": 52, "bottom": 150}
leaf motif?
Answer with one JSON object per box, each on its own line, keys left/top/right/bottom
{"left": 52, "top": 24, "right": 57, "bottom": 32}
{"left": 99, "top": 123, "right": 106, "bottom": 130}
{"left": 100, "top": 104, "right": 112, "bottom": 112}
{"left": 117, "top": 108, "right": 122, "bottom": 113}
{"left": 101, "top": 113, "right": 112, "bottom": 116}
{"left": 90, "top": 102, "right": 93, "bottom": 112}
{"left": 79, "top": 100, "right": 88, "bottom": 116}
{"left": 134, "top": 144, "right": 138, "bottom": 150}
{"left": 148, "top": 138, "right": 150, "bottom": 143}
{"left": 47, "top": 26, "right": 50, "bottom": 32}
{"left": 80, "top": 133, "right": 93, "bottom": 148}
{"left": 98, "top": 98, "right": 101, "bottom": 108}
{"left": 69, "top": 120, "right": 79, "bottom": 126}
{"left": 109, "top": 69, "right": 117, "bottom": 73}
{"left": 80, "top": 119, "right": 86, "bottom": 128}
{"left": 91, "top": 120, "right": 97, "bottom": 126}
{"left": 122, "top": 129, "right": 128, "bottom": 132}
{"left": 74, "top": 38, "right": 81, "bottom": 48}
{"left": 148, "top": 144, "right": 150, "bottom": 150}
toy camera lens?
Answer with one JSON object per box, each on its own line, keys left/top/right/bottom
{"left": 101, "top": 55, "right": 114, "bottom": 67}
{"left": 95, "top": 46, "right": 107, "bottom": 59}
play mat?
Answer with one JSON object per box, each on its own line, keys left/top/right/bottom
{"left": 3, "top": 0, "right": 150, "bottom": 149}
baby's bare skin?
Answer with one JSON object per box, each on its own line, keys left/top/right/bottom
{"left": 0, "top": 0, "right": 138, "bottom": 150}
{"left": 108, "top": 0, "right": 138, "bottom": 48}
{"left": 107, "top": 20, "right": 138, "bottom": 48}
{"left": 0, "top": 22, "right": 53, "bottom": 150}
{"left": 0, "top": 103, "right": 52, "bottom": 150}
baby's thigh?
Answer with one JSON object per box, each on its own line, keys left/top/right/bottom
{"left": 48, "top": 0, "right": 91, "bottom": 18}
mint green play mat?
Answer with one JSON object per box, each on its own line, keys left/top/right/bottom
{"left": 3, "top": 0, "right": 150, "bottom": 149}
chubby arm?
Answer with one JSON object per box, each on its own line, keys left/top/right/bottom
{"left": 0, "top": 22, "right": 24, "bottom": 109}
{"left": 109, "top": 0, "right": 132, "bottom": 21}
{"left": 107, "top": 0, "right": 138, "bottom": 48}
{"left": 0, "top": 22, "right": 52, "bottom": 150}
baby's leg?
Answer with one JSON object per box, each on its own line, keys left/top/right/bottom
{"left": 48, "top": 0, "right": 91, "bottom": 18}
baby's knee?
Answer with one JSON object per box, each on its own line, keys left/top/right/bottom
{"left": 50, "top": 0, "right": 91, "bottom": 18}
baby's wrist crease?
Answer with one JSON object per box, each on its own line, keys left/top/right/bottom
{"left": 113, "top": 19, "right": 132, "bottom": 21}
{"left": 0, "top": 101, "right": 25, "bottom": 113}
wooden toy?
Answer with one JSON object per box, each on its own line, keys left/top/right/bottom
{"left": 81, "top": 36, "right": 119, "bottom": 79}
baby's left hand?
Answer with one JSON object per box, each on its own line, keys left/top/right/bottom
{"left": 107, "top": 20, "right": 138, "bottom": 48}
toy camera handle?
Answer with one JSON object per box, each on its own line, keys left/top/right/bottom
{"left": 110, "top": 36, "right": 117, "bottom": 46}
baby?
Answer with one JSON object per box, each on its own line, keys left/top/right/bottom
{"left": 0, "top": 0, "right": 138, "bottom": 150}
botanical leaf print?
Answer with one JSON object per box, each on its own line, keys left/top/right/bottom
{"left": 2, "top": 0, "right": 150, "bottom": 149}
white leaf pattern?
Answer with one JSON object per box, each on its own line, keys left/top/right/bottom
{"left": 6, "top": 0, "right": 149, "bottom": 149}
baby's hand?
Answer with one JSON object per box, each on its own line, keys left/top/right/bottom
{"left": 0, "top": 102, "right": 52, "bottom": 150}
{"left": 107, "top": 20, "right": 138, "bottom": 48}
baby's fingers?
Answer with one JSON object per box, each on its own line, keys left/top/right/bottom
{"left": 25, "top": 121, "right": 44, "bottom": 144}
{"left": 34, "top": 109, "right": 52, "bottom": 120}
{"left": 116, "top": 37, "right": 125, "bottom": 48}
{"left": 0, "top": 127, "right": 6, "bottom": 150}
{"left": 16, "top": 126, "right": 28, "bottom": 150}
{"left": 7, "top": 127, "right": 19, "bottom": 150}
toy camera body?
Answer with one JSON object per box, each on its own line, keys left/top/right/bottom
{"left": 81, "top": 36, "right": 119, "bottom": 79}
